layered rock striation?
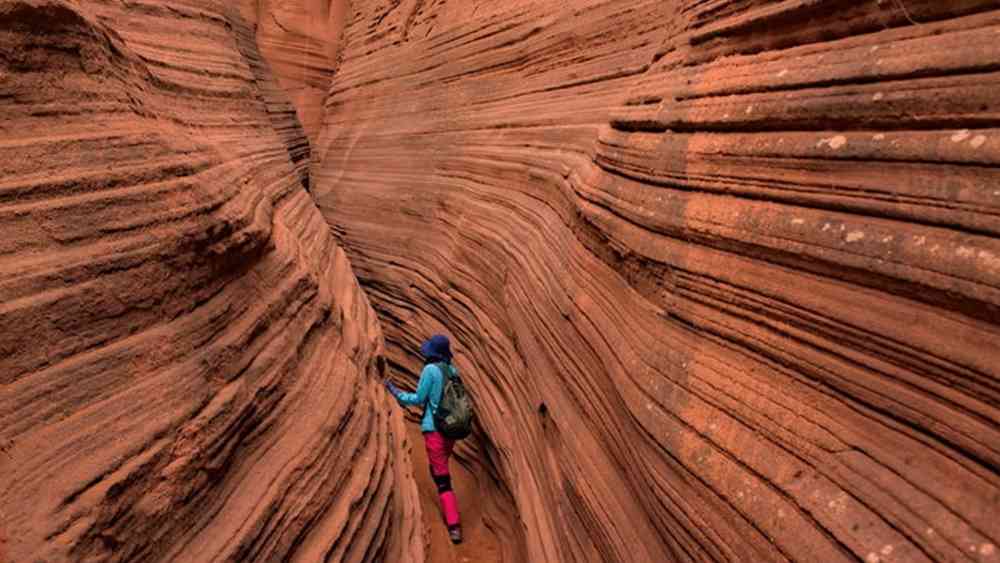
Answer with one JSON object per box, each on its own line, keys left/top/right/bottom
{"left": 238, "top": 0, "right": 348, "bottom": 145}
{"left": 0, "top": 1, "right": 422, "bottom": 561}
{"left": 316, "top": 1, "right": 1000, "bottom": 561}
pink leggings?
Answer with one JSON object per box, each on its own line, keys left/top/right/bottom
{"left": 424, "top": 431, "right": 461, "bottom": 528}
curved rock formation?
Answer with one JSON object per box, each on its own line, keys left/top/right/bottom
{"left": 0, "top": 1, "right": 421, "bottom": 561}
{"left": 315, "top": 1, "right": 1000, "bottom": 561}
{"left": 238, "top": 0, "right": 348, "bottom": 144}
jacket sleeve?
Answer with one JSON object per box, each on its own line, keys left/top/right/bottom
{"left": 395, "top": 365, "right": 435, "bottom": 407}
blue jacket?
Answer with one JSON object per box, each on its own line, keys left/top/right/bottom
{"left": 396, "top": 363, "right": 456, "bottom": 433}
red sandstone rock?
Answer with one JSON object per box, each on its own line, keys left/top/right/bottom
{"left": 239, "top": 0, "right": 347, "bottom": 145}
{"left": 4, "top": 0, "right": 1000, "bottom": 561}
{"left": 315, "top": 1, "right": 1000, "bottom": 561}
{"left": 0, "top": 1, "right": 421, "bottom": 561}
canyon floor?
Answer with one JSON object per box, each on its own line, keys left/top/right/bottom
{"left": 405, "top": 424, "right": 500, "bottom": 563}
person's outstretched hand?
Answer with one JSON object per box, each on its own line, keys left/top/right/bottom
{"left": 384, "top": 379, "right": 401, "bottom": 397}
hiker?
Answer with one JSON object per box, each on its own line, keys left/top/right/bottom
{"left": 384, "top": 334, "right": 470, "bottom": 544}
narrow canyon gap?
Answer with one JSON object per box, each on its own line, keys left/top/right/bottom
{"left": 1, "top": 1, "right": 999, "bottom": 563}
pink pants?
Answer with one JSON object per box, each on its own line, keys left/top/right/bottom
{"left": 424, "top": 431, "right": 461, "bottom": 528}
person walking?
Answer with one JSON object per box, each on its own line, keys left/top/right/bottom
{"left": 385, "top": 334, "right": 464, "bottom": 544}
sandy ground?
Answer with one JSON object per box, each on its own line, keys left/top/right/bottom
{"left": 406, "top": 424, "right": 500, "bottom": 563}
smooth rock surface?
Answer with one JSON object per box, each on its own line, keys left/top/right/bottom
{"left": 315, "top": 1, "right": 1000, "bottom": 561}
{"left": 0, "top": 1, "right": 421, "bottom": 561}
{"left": 239, "top": 0, "right": 348, "bottom": 144}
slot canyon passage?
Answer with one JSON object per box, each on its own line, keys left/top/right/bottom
{"left": 2, "top": 0, "right": 1000, "bottom": 561}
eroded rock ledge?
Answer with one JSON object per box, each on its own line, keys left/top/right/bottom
{"left": 0, "top": 1, "right": 421, "bottom": 561}
{"left": 316, "top": 1, "right": 1000, "bottom": 561}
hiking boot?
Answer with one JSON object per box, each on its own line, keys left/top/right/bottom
{"left": 448, "top": 527, "right": 463, "bottom": 544}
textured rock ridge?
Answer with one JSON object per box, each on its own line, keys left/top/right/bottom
{"left": 238, "top": 0, "right": 348, "bottom": 144}
{"left": 316, "top": 1, "right": 1000, "bottom": 561}
{"left": 0, "top": 1, "right": 422, "bottom": 561}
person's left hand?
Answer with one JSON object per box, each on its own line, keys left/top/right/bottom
{"left": 384, "top": 379, "right": 401, "bottom": 397}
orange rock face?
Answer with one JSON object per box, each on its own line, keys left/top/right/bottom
{"left": 239, "top": 0, "right": 347, "bottom": 145}
{"left": 0, "top": 1, "right": 421, "bottom": 561}
{"left": 3, "top": 0, "right": 1000, "bottom": 561}
{"left": 315, "top": 1, "right": 1000, "bottom": 561}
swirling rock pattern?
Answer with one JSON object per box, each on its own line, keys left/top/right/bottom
{"left": 0, "top": 1, "right": 422, "bottom": 561}
{"left": 315, "top": 1, "right": 1000, "bottom": 561}
{"left": 238, "top": 0, "right": 348, "bottom": 144}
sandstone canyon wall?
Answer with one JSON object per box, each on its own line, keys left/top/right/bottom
{"left": 238, "top": 0, "right": 348, "bottom": 145}
{"left": 316, "top": 1, "right": 1000, "bottom": 562}
{"left": 0, "top": 1, "right": 424, "bottom": 561}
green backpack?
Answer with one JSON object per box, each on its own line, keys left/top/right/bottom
{"left": 432, "top": 362, "right": 474, "bottom": 440}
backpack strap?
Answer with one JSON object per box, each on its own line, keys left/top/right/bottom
{"left": 434, "top": 362, "right": 453, "bottom": 381}
{"left": 428, "top": 362, "right": 450, "bottom": 414}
